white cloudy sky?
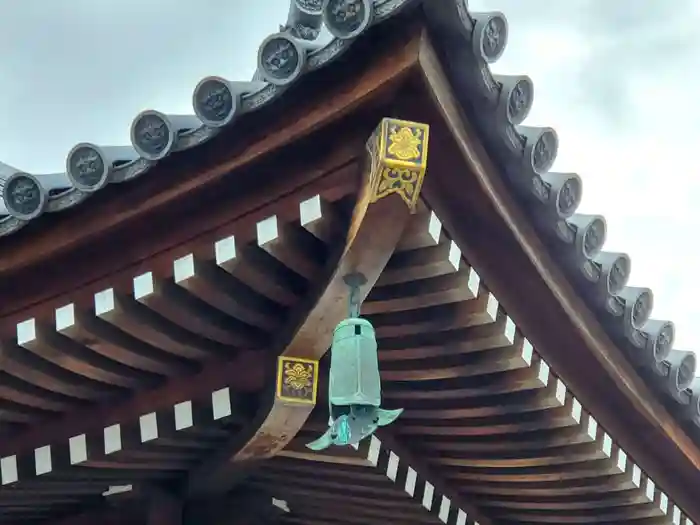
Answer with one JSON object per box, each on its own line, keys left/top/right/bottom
{"left": 0, "top": 1, "right": 698, "bottom": 349}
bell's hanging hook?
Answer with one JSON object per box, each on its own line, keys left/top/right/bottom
{"left": 343, "top": 272, "right": 367, "bottom": 318}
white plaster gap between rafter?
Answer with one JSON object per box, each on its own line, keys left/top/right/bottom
{"left": 1, "top": 456, "right": 18, "bottom": 485}
{"left": 660, "top": 493, "right": 669, "bottom": 515}
{"left": 16, "top": 318, "right": 35, "bottom": 346}
{"left": 55, "top": 303, "right": 75, "bottom": 331}
{"left": 299, "top": 195, "right": 323, "bottom": 226}
{"left": 448, "top": 241, "right": 461, "bottom": 271}
{"left": 456, "top": 509, "right": 467, "bottom": 525}
{"left": 631, "top": 464, "right": 642, "bottom": 488}
{"left": 212, "top": 388, "right": 232, "bottom": 420}
{"left": 674, "top": 505, "right": 683, "bottom": 524}
{"left": 133, "top": 272, "right": 155, "bottom": 299}
{"left": 614, "top": 448, "right": 627, "bottom": 475}
{"left": 586, "top": 416, "right": 598, "bottom": 441}
{"left": 386, "top": 451, "right": 399, "bottom": 481}
{"left": 438, "top": 496, "right": 451, "bottom": 523}
{"left": 536, "top": 360, "right": 551, "bottom": 386}
{"left": 570, "top": 398, "right": 582, "bottom": 424}
{"left": 422, "top": 481, "right": 435, "bottom": 510}
{"left": 503, "top": 317, "right": 516, "bottom": 345}
{"left": 272, "top": 498, "right": 290, "bottom": 513}
{"left": 485, "top": 294, "right": 499, "bottom": 321}
{"left": 554, "top": 378, "right": 566, "bottom": 406}
{"left": 520, "top": 339, "right": 533, "bottom": 367}
{"left": 69, "top": 434, "right": 88, "bottom": 465}
{"left": 94, "top": 288, "right": 115, "bottom": 316}
{"left": 601, "top": 433, "right": 613, "bottom": 458}
{"left": 405, "top": 466, "right": 417, "bottom": 496}
{"left": 466, "top": 267, "right": 480, "bottom": 297}
{"left": 367, "top": 435, "right": 381, "bottom": 467}
{"left": 645, "top": 478, "right": 656, "bottom": 502}
{"left": 140, "top": 413, "right": 158, "bottom": 442}
{"left": 174, "top": 400, "right": 193, "bottom": 430}
{"left": 173, "top": 253, "right": 195, "bottom": 282}
{"left": 34, "top": 445, "right": 52, "bottom": 476}
{"left": 104, "top": 424, "right": 122, "bottom": 454}
{"left": 215, "top": 235, "right": 237, "bottom": 265}
{"left": 428, "top": 211, "right": 442, "bottom": 243}
{"left": 257, "top": 215, "right": 279, "bottom": 246}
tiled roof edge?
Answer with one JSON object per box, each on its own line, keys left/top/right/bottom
{"left": 422, "top": 0, "right": 700, "bottom": 443}
{"left": 0, "top": 0, "right": 418, "bottom": 238}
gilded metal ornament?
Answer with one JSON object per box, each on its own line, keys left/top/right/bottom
{"left": 366, "top": 118, "right": 430, "bottom": 213}
{"left": 276, "top": 356, "right": 319, "bottom": 405}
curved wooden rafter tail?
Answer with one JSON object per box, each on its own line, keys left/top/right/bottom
{"left": 187, "top": 117, "right": 431, "bottom": 495}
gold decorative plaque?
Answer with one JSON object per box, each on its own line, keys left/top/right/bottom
{"left": 366, "top": 118, "right": 430, "bottom": 212}
{"left": 276, "top": 356, "right": 319, "bottom": 405}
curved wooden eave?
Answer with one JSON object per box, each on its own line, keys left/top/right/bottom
{"left": 0, "top": 24, "right": 425, "bottom": 332}
{"left": 403, "top": 31, "right": 700, "bottom": 520}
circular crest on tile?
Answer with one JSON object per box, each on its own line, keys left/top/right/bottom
{"left": 193, "top": 77, "right": 237, "bottom": 128}
{"left": 556, "top": 175, "right": 581, "bottom": 218}
{"left": 619, "top": 287, "right": 653, "bottom": 331}
{"left": 2, "top": 172, "right": 47, "bottom": 220}
{"left": 650, "top": 321, "right": 675, "bottom": 363}
{"left": 131, "top": 110, "right": 174, "bottom": 161}
{"left": 604, "top": 253, "right": 630, "bottom": 295}
{"left": 323, "top": 0, "right": 373, "bottom": 39}
{"left": 472, "top": 12, "right": 508, "bottom": 63}
{"left": 258, "top": 34, "right": 305, "bottom": 85}
{"left": 530, "top": 128, "right": 558, "bottom": 174}
{"left": 66, "top": 143, "right": 109, "bottom": 192}
{"left": 582, "top": 216, "right": 606, "bottom": 259}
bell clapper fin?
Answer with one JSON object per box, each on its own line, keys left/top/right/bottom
{"left": 306, "top": 429, "right": 334, "bottom": 451}
{"left": 376, "top": 408, "right": 403, "bottom": 427}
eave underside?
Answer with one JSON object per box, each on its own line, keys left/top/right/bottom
{"left": 0, "top": 201, "right": 685, "bottom": 525}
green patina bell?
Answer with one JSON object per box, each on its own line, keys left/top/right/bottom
{"left": 306, "top": 275, "right": 403, "bottom": 451}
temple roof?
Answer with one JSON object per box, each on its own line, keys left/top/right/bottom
{"left": 0, "top": 0, "right": 698, "bottom": 518}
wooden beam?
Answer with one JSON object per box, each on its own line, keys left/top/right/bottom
{"left": 409, "top": 30, "right": 700, "bottom": 521}
{"left": 187, "top": 115, "right": 431, "bottom": 496}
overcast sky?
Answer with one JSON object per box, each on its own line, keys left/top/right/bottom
{"left": 1, "top": 1, "right": 698, "bottom": 351}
